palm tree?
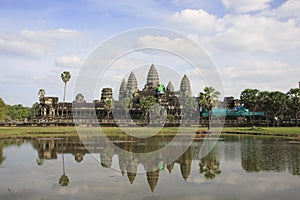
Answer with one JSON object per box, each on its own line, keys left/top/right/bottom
{"left": 38, "top": 89, "right": 46, "bottom": 100}
{"left": 199, "top": 149, "right": 221, "bottom": 180}
{"left": 198, "top": 87, "right": 220, "bottom": 132}
{"left": 61, "top": 71, "right": 71, "bottom": 117}
{"left": 59, "top": 140, "right": 69, "bottom": 186}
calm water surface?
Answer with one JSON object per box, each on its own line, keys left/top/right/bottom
{"left": 0, "top": 135, "right": 299, "bottom": 200}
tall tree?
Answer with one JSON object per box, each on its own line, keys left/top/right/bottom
{"left": 257, "top": 91, "right": 271, "bottom": 125}
{"left": 59, "top": 141, "right": 69, "bottom": 186}
{"left": 269, "top": 91, "right": 288, "bottom": 127}
{"left": 140, "top": 96, "right": 157, "bottom": 122}
{"left": 104, "top": 99, "right": 114, "bottom": 120}
{"left": 61, "top": 71, "right": 71, "bottom": 117}
{"left": 240, "top": 88, "right": 259, "bottom": 110}
{"left": 287, "top": 88, "right": 300, "bottom": 126}
{"left": 198, "top": 87, "right": 220, "bottom": 132}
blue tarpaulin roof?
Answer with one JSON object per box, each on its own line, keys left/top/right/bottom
{"left": 201, "top": 107, "right": 264, "bottom": 117}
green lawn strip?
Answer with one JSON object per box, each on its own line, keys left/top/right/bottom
{"left": 221, "top": 127, "right": 300, "bottom": 137}
{"left": 0, "top": 127, "right": 77, "bottom": 138}
{"left": 1, "top": 126, "right": 300, "bottom": 139}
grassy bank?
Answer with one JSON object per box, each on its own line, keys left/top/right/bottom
{"left": 222, "top": 127, "right": 300, "bottom": 137}
{"left": 0, "top": 126, "right": 299, "bottom": 139}
{"left": 0, "top": 127, "right": 78, "bottom": 138}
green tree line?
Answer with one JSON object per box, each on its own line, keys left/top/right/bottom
{"left": 0, "top": 98, "right": 37, "bottom": 122}
{"left": 240, "top": 88, "right": 300, "bottom": 126}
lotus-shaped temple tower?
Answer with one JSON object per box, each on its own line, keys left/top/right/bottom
{"left": 166, "top": 81, "right": 174, "bottom": 92}
{"left": 146, "top": 64, "right": 159, "bottom": 89}
{"left": 119, "top": 79, "right": 127, "bottom": 101}
{"left": 124, "top": 72, "right": 138, "bottom": 98}
{"left": 180, "top": 74, "right": 192, "bottom": 97}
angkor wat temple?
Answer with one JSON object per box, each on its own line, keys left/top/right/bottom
{"left": 36, "top": 64, "right": 197, "bottom": 125}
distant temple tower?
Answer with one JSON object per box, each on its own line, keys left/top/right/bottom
{"left": 73, "top": 93, "right": 86, "bottom": 103}
{"left": 119, "top": 79, "right": 127, "bottom": 101}
{"left": 146, "top": 170, "right": 159, "bottom": 192}
{"left": 125, "top": 72, "right": 138, "bottom": 98}
{"left": 166, "top": 81, "right": 174, "bottom": 92}
{"left": 180, "top": 74, "right": 192, "bottom": 97}
{"left": 146, "top": 64, "right": 159, "bottom": 89}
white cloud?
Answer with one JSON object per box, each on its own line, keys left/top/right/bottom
{"left": 0, "top": 37, "right": 47, "bottom": 57}
{"left": 169, "top": 8, "right": 300, "bottom": 53}
{"left": 219, "top": 60, "right": 300, "bottom": 97}
{"left": 21, "top": 29, "right": 80, "bottom": 39}
{"left": 137, "top": 35, "right": 211, "bottom": 65}
{"left": 55, "top": 56, "right": 82, "bottom": 68}
{"left": 170, "top": 9, "right": 224, "bottom": 33}
{"left": 221, "top": 0, "right": 272, "bottom": 13}
{"left": 211, "top": 14, "right": 300, "bottom": 53}
{"left": 0, "top": 29, "right": 81, "bottom": 58}
{"left": 265, "top": 0, "right": 300, "bottom": 19}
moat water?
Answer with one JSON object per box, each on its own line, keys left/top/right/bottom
{"left": 0, "top": 135, "right": 299, "bottom": 200}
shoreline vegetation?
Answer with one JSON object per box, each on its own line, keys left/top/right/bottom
{"left": 0, "top": 126, "right": 299, "bottom": 139}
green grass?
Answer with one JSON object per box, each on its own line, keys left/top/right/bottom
{"left": 0, "top": 126, "right": 300, "bottom": 139}
{"left": 221, "top": 127, "right": 300, "bottom": 137}
{"left": 0, "top": 127, "right": 77, "bottom": 138}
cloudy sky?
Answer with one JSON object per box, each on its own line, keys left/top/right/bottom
{"left": 0, "top": 0, "right": 299, "bottom": 106}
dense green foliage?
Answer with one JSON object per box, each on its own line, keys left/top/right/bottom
{"left": 0, "top": 98, "right": 38, "bottom": 122}
{"left": 140, "top": 96, "right": 157, "bottom": 120}
{"left": 6, "top": 104, "right": 30, "bottom": 121}
{"left": 240, "top": 88, "right": 300, "bottom": 126}
{"left": 0, "top": 98, "right": 7, "bottom": 121}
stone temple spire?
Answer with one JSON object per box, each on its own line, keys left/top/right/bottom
{"left": 118, "top": 79, "right": 127, "bottom": 101}
{"left": 146, "top": 170, "right": 159, "bottom": 192}
{"left": 125, "top": 72, "right": 138, "bottom": 98}
{"left": 166, "top": 81, "right": 174, "bottom": 92}
{"left": 180, "top": 74, "right": 192, "bottom": 97}
{"left": 146, "top": 64, "right": 159, "bottom": 88}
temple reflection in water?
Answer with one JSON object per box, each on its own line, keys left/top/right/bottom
{"left": 1, "top": 136, "right": 300, "bottom": 192}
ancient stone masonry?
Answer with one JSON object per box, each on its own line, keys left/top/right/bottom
{"left": 166, "top": 81, "right": 174, "bottom": 92}
{"left": 146, "top": 64, "right": 159, "bottom": 89}
{"left": 73, "top": 93, "right": 86, "bottom": 103}
{"left": 118, "top": 79, "right": 127, "bottom": 101}
{"left": 101, "top": 88, "right": 113, "bottom": 102}
{"left": 180, "top": 74, "right": 192, "bottom": 98}
{"left": 124, "top": 72, "right": 138, "bottom": 99}
{"left": 36, "top": 64, "right": 196, "bottom": 123}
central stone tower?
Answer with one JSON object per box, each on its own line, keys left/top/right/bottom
{"left": 146, "top": 64, "right": 159, "bottom": 89}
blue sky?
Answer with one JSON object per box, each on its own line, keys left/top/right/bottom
{"left": 0, "top": 0, "right": 299, "bottom": 106}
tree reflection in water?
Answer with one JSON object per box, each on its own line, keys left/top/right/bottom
{"left": 59, "top": 139, "right": 69, "bottom": 187}
{"left": 199, "top": 150, "right": 221, "bottom": 180}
